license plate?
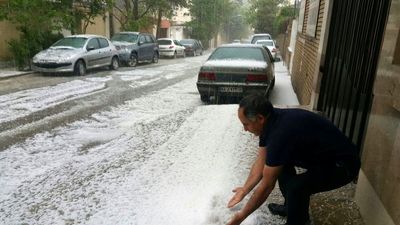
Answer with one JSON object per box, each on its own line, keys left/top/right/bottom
{"left": 219, "top": 87, "right": 243, "bottom": 93}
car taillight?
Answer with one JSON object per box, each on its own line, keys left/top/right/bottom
{"left": 198, "top": 72, "right": 216, "bottom": 80}
{"left": 169, "top": 45, "right": 174, "bottom": 49}
{"left": 246, "top": 75, "right": 267, "bottom": 82}
{"left": 272, "top": 48, "right": 277, "bottom": 52}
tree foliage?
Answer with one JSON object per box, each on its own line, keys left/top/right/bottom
{"left": 112, "top": 0, "right": 186, "bottom": 32}
{"left": 245, "top": 0, "right": 293, "bottom": 36}
{"left": 0, "top": 0, "right": 113, "bottom": 69}
{"left": 186, "top": 0, "right": 238, "bottom": 48}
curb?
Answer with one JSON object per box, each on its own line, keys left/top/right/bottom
{"left": 0, "top": 71, "right": 34, "bottom": 80}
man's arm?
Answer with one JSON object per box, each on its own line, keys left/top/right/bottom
{"left": 227, "top": 165, "right": 282, "bottom": 225}
{"left": 227, "top": 147, "right": 266, "bottom": 208}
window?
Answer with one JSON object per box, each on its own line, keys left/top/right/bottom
{"left": 158, "top": 40, "right": 173, "bottom": 45}
{"left": 87, "top": 38, "right": 100, "bottom": 50}
{"left": 52, "top": 37, "right": 87, "bottom": 48}
{"left": 145, "top": 35, "right": 153, "bottom": 43}
{"left": 98, "top": 38, "right": 109, "bottom": 48}
{"left": 209, "top": 47, "right": 265, "bottom": 61}
{"left": 139, "top": 36, "right": 146, "bottom": 44}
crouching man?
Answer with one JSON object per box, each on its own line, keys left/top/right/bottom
{"left": 226, "top": 94, "right": 360, "bottom": 225}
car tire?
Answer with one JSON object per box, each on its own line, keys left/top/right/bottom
{"left": 200, "top": 95, "right": 210, "bottom": 103}
{"left": 110, "top": 56, "right": 119, "bottom": 70}
{"left": 127, "top": 53, "right": 138, "bottom": 67}
{"left": 74, "top": 60, "right": 86, "bottom": 76}
{"left": 152, "top": 52, "right": 159, "bottom": 63}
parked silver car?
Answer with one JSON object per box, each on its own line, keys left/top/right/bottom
{"left": 32, "top": 35, "right": 119, "bottom": 76}
{"left": 196, "top": 44, "right": 276, "bottom": 103}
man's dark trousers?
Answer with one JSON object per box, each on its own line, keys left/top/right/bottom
{"left": 277, "top": 158, "right": 361, "bottom": 225}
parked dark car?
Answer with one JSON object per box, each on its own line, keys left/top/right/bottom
{"left": 111, "top": 32, "right": 159, "bottom": 67}
{"left": 196, "top": 44, "right": 275, "bottom": 103}
{"left": 32, "top": 35, "right": 119, "bottom": 76}
{"left": 180, "top": 39, "right": 203, "bottom": 56}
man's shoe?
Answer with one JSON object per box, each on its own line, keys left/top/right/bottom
{"left": 268, "top": 203, "right": 287, "bottom": 217}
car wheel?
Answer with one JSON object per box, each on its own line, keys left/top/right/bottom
{"left": 152, "top": 52, "right": 159, "bottom": 63}
{"left": 127, "top": 53, "right": 138, "bottom": 67}
{"left": 200, "top": 95, "right": 210, "bottom": 103}
{"left": 74, "top": 60, "right": 86, "bottom": 76}
{"left": 110, "top": 56, "right": 119, "bottom": 70}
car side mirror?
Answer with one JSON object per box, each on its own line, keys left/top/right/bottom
{"left": 139, "top": 41, "right": 144, "bottom": 46}
{"left": 87, "top": 46, "right": 95, "bottom": 51}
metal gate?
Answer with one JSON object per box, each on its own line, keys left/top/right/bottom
{"left": 317, "top": 0, "right": 391, "bottom": 152}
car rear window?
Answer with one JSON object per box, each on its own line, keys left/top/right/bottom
{"left": 111, "top": 33, "right": 138, "bottom": 43}
{"left": 53, "top": 37, "right": 87, "bottom": 48}
{"left": 257, "top": 40, "right": 274, "bottom": 46}
{"left": 251, "top": 35, "right": 271, "bottom": 43}
{"left": 209, "top": 47, "right": 265, "bottom": 61}
{"left": 158, "top": 40, "right": 172, "bottom": 45}
{"left": 180, "top": 39, "right": 195, "bottom": 45}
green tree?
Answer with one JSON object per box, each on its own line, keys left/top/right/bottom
{"left": 0, "top": 0, "right": 113, "bottom": 69}
{"left": 186, "top": 0, "right": 236, "bottom": 48}
{"left": 246, "top": 0, "right": 293, "bottom": 36}
{"left": 113, "top": 0, "right": 158, "bottom": 31}
{"left": 153, "top": 0, "right": 187, "bottom": 39}
{"left": 60, "top": 0, "right": 115, "bottom": 34}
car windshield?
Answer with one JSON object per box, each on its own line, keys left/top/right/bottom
{"left": 209, "top": 47, "right": 265, "bottom": 61}
{"left": 157, "top": 40, "right": 172, "bottom": 45}
{"left": 257, "top": 40, "right": 274, "bottom": 46}
{"left": 180, "top": 40, "right": 195, "bottom": 45}
{"left": 111, "top": 33, "right": 138, "bottom": 43}
{"left": 52, "top": 37, "right": 87, "bottom": 48}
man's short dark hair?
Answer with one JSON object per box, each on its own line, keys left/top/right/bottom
{"left": 239, "top": 94, "right": 273, "bottom": 121}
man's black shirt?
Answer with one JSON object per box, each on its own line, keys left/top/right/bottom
{"left": 259, "top": 108, "right": 358, "bottom": 169}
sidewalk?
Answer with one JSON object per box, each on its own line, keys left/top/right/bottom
{"left": 0, "top": 68, "right": 33, "bottom": 80}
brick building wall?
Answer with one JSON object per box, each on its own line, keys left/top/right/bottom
{"left": 291, "top": 0, "right": 325, "bottom": 105}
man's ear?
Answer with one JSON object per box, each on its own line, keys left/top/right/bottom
{"left": 256, "top": 114, "right": 265, "bottom": 123}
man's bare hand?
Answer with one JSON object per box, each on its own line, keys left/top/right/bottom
{"left": 227, "top": 187, "right": 246, "bottom": 208}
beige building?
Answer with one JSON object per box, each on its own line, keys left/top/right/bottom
{"left": 283, "top": 0, "right": 399, "bottom": 224}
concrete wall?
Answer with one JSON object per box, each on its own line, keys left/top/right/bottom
{"left": 85, "top": 13, "right": 111, "bottom": 38}
{"left": 355, "top": 0, "right": 400, "bottom": 224}
{"left": 0, "top": 21, "right": 20, "bottom": 61}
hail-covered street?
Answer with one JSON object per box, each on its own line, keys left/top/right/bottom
{"left": 0, "top": 54, "right": 298, "bottom": 225}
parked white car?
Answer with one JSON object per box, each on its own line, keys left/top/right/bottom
{"left": 32, "top": 35, "right": 119, "bottom": 76}
{"left": 157, "top": 38, "right": 186, "bottom": 58}
{"left": 255, "top": 39, "right": 278, "bottom": 60}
